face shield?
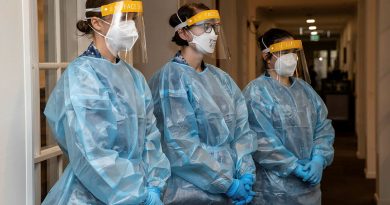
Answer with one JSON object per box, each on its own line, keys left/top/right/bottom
{"left": 262, "top": 39, "right": 310, "bottom": 83}
{"left": 86, "top": 1, "right": 147, "bottom": 64}
{"left": 175, "top": 10, "right": 230, "bottom": 60}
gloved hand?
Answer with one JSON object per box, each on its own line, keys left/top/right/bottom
{"left": 239, "top": 174, "right": 255, "bottom": 191}
{"left": 227, "top": 179, "right": 256, "bottom": 205}
{"left": 145, "top": 187, "right": 163, "bottom": 205}
{"left": 293, "top": 164, "right": 309, "bottom": 179}
{"left": 303, "top": 155, "right": 325, "bottom": 186}
{"left": 226, "top": 179, "right": 247, "bottom": 201}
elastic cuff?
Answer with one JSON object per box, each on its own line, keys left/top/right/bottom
{"left": 313, "top": 155, "right": 326, "bottom": 168}
{"left": 279, "top": 160, "right": 298, "bottom": 177}
{"left": 226, "top": 179, "right": 239, "bottom": 197}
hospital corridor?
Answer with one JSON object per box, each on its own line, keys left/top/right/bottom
{"left": 0, "top": 0, "right": 389, "bottom": 204}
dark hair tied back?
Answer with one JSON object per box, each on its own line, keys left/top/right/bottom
{"left": 169, "top": 3, "right": 210, "bottom": 46}
{"left": 77, "top": 0, "right": 120, "bottom": 35}
{"left": 77, "top": 20, "right": 93, "bottom": 34}
{"left": 258, "top": 28, "right": 293, "bottom": 51}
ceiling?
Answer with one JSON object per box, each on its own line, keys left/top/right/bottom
{"left": 253, "top": 0, "right": 358, "bottom": 38}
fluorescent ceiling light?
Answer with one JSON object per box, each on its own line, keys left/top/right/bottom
{"left": 306, "top": 19, "right": 315, "bottom": 23}
{"left": 311, "top": 31, "right": 318, "bottom": 35}
{"left": 309, "top": 26, "right": 317, "bottom": 30}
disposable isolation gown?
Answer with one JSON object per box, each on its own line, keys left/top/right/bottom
{"left": 243, "top": 74, "right": 335, "bottom": 205}
{"left": 42, "top": 44, "right": 171, "bottom": 205}
{"left": 148, "top": 54, "right": 257, "bottom": 205}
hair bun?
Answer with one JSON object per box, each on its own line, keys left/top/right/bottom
{"left": 77, "top": 20, "right": 92, "bottom": 34}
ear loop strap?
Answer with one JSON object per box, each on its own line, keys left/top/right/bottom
{"left": 124, "top": 13, "right": 128, "bottom": 60}
{"left": 84, "top": 18, "right": 110, "bottom": 39}
{"left": 84, "top": 18, "right": 120, "bottom": 58}
{"left": 175, "top": 13, "right": 197, "bottom": 45}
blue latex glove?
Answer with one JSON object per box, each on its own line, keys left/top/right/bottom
{"left": 145, "top": 187, "right": 163, "bottom": 205}
{"left": 303, "top": 156, "right": 325, "bottom": 185}
{"left": 293, "top": 164, "right": 309, "bottom": 179}
{"left": 239, "top": 174, "right": 255, "bottom": 191}
{"left": 226, "top": 179, "right": 248, "bottom": 201}
{"left": 228, "top": 178, "right": 256, "bottom": 205}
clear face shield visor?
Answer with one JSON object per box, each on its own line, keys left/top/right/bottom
{"left": 86, "top": 0, "right": 147, "bottom": 64}
{"left": 262, "top": 39, "right": 311, "bottom": 83}
{"left": 175, "top": 10, "right": 231, "bottom": 60}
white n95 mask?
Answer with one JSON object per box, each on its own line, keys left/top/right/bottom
{"left": 105, "top": 20, "right": 139, "bottom": 56}
{"left": 274, "top": 53, "right": 298, "bottom": 77}
{"left": 189, "top": 29, "right": 218, "bottom": 54}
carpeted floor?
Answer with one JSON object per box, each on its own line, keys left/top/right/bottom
{"left": 321, "top": 131, "right": 376, "bottom": 205}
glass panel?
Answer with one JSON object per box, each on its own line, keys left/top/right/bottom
{"left": 40, "top": 156, "right": 69, "bottom": 202}
{"left": 38, "top": 0, "right": 79, "bottom": 146}
{"left": 38, "top": 0, "right": 57, "bottom": 150}
{"left": 314, "top": 50, "right": 329, "bottom": 80}
{"left": 330, "top": 50, "right": 338, "bottom": 71}
{"left": 37, "top": 0, "right": 77, "bottom": 202}
{"left": 313, "top": 50, "right": 329, "bottom": 91}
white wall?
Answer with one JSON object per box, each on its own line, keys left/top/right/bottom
{"left": 355, "top": 0, "right": 367, "bottom": 160}
{"left": 219, "top": 0, "right": 239, "bottom": 82}
{"left": 355, "top": 0, "right": 379, "bottom": 182}
{"left": 0, "top": 0, "right": 34, "bottom": 204}
{"left": 235, "top": 0, "right": 266, "bottom": 88}
{"left": 355, "top": 0, "right": 378, "bottom": 180}
{"left": 135, "top": 1, "right": 178, "bottom": 79}
{"left": 339, "top": 17, "right": 357, "bottom": 80}
{"left": 376, "top": 0, "right": 390, "bottom": 203}
{"left": 364, "top": 0, "right": 377, "bottom": 179}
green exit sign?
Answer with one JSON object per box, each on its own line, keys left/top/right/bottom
{"left": 311, "top": 35, "right": 320, "bottom": 41}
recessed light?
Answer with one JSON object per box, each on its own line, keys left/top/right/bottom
{"left": 306, "top": 19, "right": 315, "bottom": 23}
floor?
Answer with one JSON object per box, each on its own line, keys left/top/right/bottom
{"left": 321, "top": 130, "right": 376, "bottom": 205}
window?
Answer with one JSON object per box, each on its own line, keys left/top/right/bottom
{"left": 34, "top": 0, "right": 87, "bottom": 203}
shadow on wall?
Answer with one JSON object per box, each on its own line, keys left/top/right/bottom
{"left": 135, "top": 0, "right": 178, "bottom": 80}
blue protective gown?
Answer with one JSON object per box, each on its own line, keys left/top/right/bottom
{"left": 148, "top": 53, "right": 257, "bottom": 205}
{"left": 42, "top": 44, "right": 171, "bottom": 205}
{"left": 243, "top": 74, "right": 335, "bottom": 205}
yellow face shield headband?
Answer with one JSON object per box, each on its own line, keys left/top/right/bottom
{"left": 85, "top": 1, "right": 143, "bottom": 17}
{"left": 174, "top": 10, "right": 220, "bottom": 31}
{"left": 262, "top": 40, "right": 303, "bottom": 53}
